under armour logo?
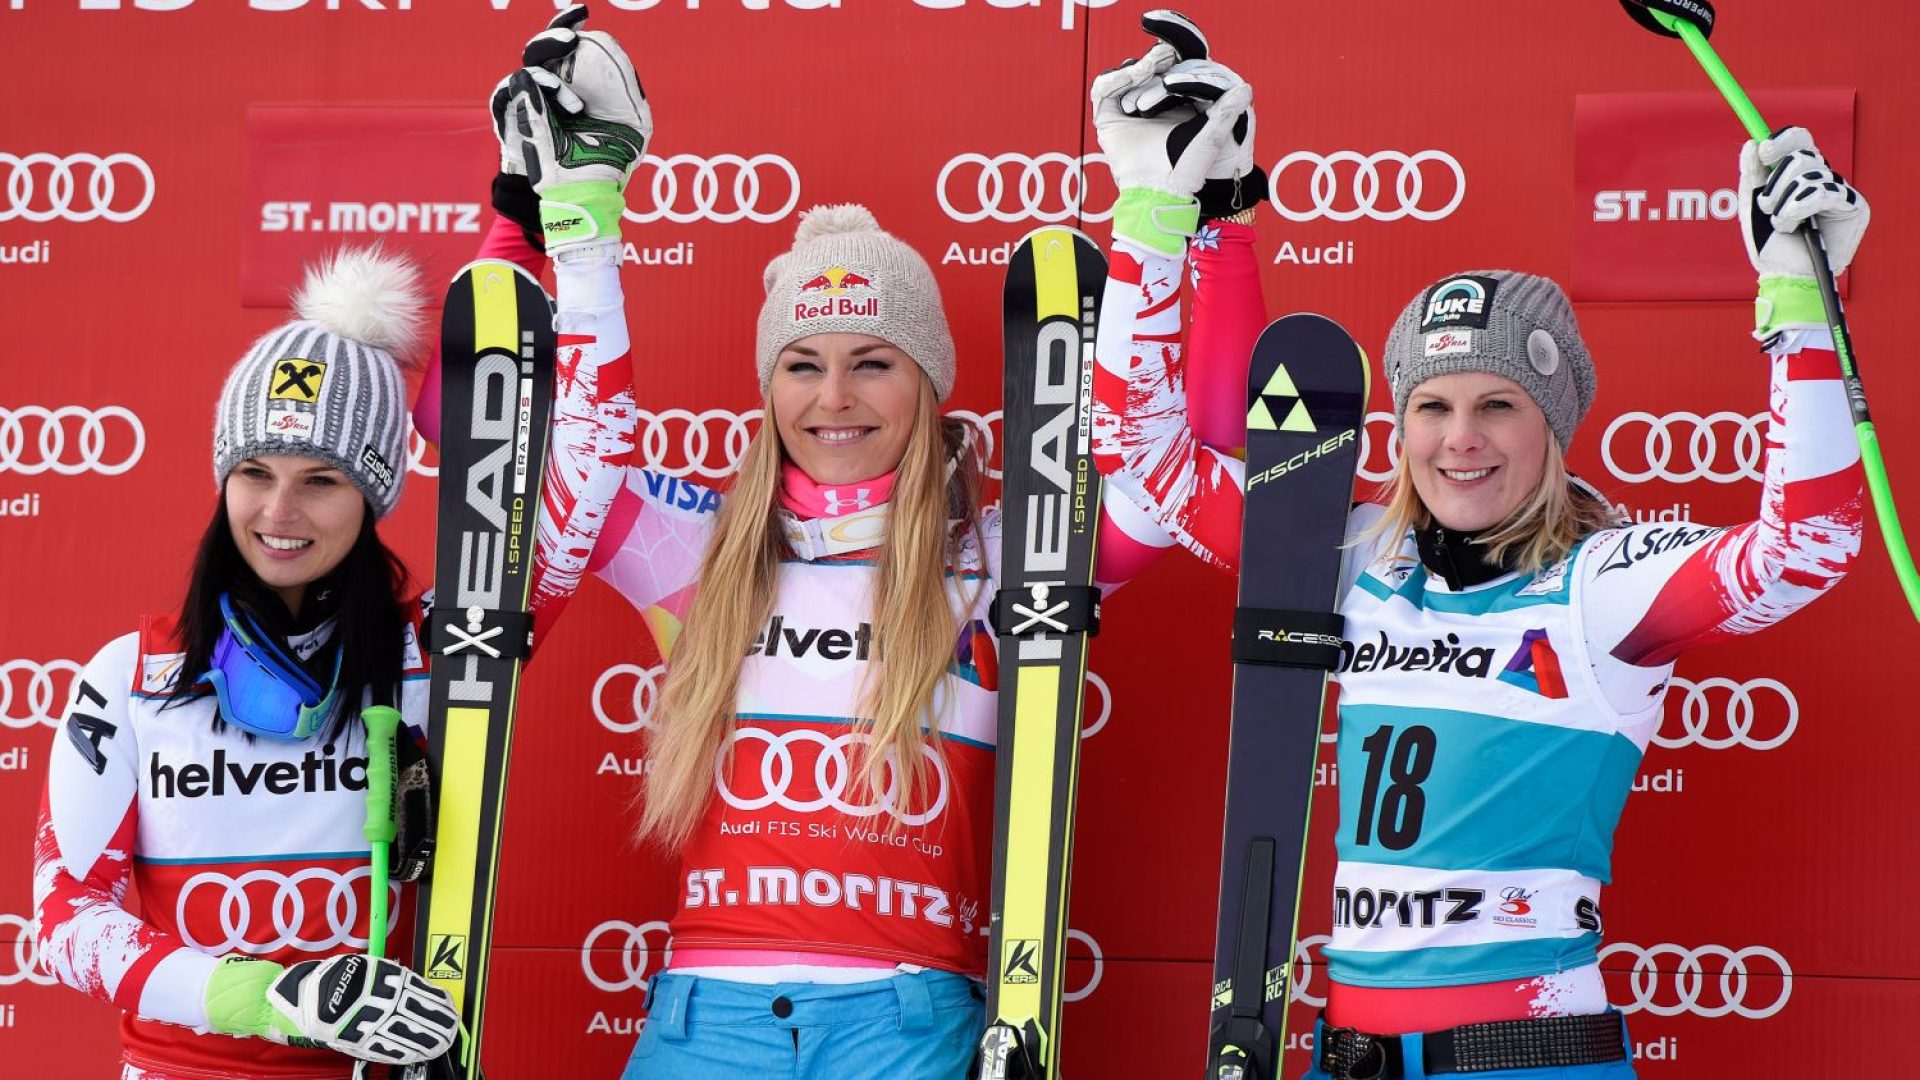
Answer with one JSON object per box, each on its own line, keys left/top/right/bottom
{"left": 822, "top": 487, "right": 873, "bottom": 515}
{"left": 270, "top": 359, "right": 327, "bottom": 403}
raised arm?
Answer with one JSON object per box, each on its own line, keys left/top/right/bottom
{"left": 1592, "top": 129, "right": 1867, "bottom": 665}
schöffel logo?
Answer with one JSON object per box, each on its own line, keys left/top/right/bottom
{"left": 1596, "top": 525, "right": 1726, "bottom": 575}
{"left": 1, "top": 152, "right": 154, "bottom": 223}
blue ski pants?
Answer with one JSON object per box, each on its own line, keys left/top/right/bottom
{"left": 619, "top": 968, "right": 984, "bottom": 1080}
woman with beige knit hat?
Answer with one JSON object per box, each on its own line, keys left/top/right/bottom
{"left": 465, "top": 6, "right": 1260, "bottom": 1076}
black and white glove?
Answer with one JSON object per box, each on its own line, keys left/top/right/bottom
{"left": 1130, "top": 10, "right": 1265, "bottom": 224}
{"left": 206, "top": 954, "right": 459, "bottom": 1065}
{"left": 1739, "top": 126, "right": 1869, "bottom": 337}
{"left": 1091, "top": 44, "right": 1250, "bottom": 256}
{"left": 490, "top": 4, "right": 651, "bottom": 253}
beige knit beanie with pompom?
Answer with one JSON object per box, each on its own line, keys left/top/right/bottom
{"left": 754, "top": 204, "right": 956, "bottom": 401}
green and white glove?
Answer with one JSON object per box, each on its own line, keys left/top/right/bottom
{"left": 206, "top": 954, "right": 458, "bottom": 1066}
{"left": 491, "top": 4, "right": 651, "bottom": 253}
{"left": 1091, "top": 44, "right": 1252, "bottom": 255}
{"left": 1739, "top": 126, "right": 1869, "bottom": 338}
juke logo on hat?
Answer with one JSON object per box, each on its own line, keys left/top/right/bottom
{"left": 794, "top": 266, "right": 882, "bottom": 321}
{"left": 1420, "top": 276, "right": 1499, "bottom": 333}
{"left": 269, "top": 359, "right": 327, "bottom": 403}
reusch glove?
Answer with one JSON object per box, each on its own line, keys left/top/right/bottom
{"left": 491, "top": 4, "right": 650, "bottom": 254}
{"left": 1091, "top": 44, "right": 1250, "bottom": 256}
{"left": 1162, "top": 59, "right": 1265, "bottom": 222}
{"left": 205, "top": 954, "right": 459, "bottom": 1066}
{"left": 1739, "top": 126, "right": 1869, "bottom": 339}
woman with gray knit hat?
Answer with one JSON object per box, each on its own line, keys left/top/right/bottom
{"left": 468, "top": 10, "right": 1253, "bottom": 1077}
{"left": 1088, "top": 101, "right": 1868, "bottom": 1074}
{"left": 30, "top": 242, "right": 633, "bottom": 1079}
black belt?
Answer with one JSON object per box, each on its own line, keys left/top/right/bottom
{"left": 1318, "top": 1012, "right": 1628, "bottom": 1079}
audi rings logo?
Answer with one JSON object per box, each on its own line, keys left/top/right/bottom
{"left": 407, "top": 424, "right": 438, "bottom": 479}
{"left": 1601, "top": 942, "right": 1792, "bottom": 1019}
{"left": 175, "top": 866, "right": 399, "bottom": 954}
{"left": 636, "top": 409, "right": 1004, "bottom": 482}
{"left": 936, "top": 153, "right": 1115, "bottom": 225}
{"left": 594, "top": 662, "right": 665, "bottom": 735}
{"left": 1080, "top": 671, "right": 1111, "bottom": 740}
{"left": 1289, "top": 933, "right": 1332, "bottom": 1008}
{"left": 623, "top": 154, "right": 799, "bottom": 225}
{"left": 0, "top": 405, "right": 146, "bottom": 476}
{"left": 1602, "top": 411, "right": 1767, "bottom": 485}
{"left": 0, "top": 913, "right": 53, "bottom": 986}
{"left": 1064, "top": 929, "right": 1103, "bottom": 1003}
{"left": 718, "top": 727, "right": 950, "bottom": 827}
{"left": 1655, "top": 676, "right": 1798, "bottom": 751}
{"left": 1357, "top": 411, "right": 1400, "bottom": 484}
{"left": 1268, "top": 150, "right": 1465, "bottom": 223}
{"left": 2, "top": 659, "right": 79, "bottom": 730}
{"left": 580, "top": 919, "right": 673, "bottom": 994}
{"left": 1, "top": 152, "right": 154, "bottom": 224}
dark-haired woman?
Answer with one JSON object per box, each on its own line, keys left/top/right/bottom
{"left": 32, "top": 245, "right": 634, "bottom": 1079}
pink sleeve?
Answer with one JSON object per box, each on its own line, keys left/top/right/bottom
{"left": 1598, "top": 339, "right": 1864, "bottom": 666}
{"left": 1185, "top": 221, "right": 1265, "bottom": 451}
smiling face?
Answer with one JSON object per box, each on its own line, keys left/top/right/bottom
{"left": 1402, "top": 372, "right": 1552, "bottom": 533}
{"left": 769, "top": 332, "right": 925, "bottom": 486}
{"left": 224, "top": 454, "right": 366, "bottom": 617}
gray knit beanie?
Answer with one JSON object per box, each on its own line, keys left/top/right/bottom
{"left": 1381, "top": 270, "right": 1596, "bottom": 449}
{"left": 756, "top": 204, "right": 956, "bottom": 401}
{"left": 212, "top": 247, "right": 424, "bottom": 519}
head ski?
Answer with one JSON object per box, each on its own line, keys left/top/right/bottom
{"left": 976, "top": 227, "right": 1107, "bottom": 1080}
{"left": 412, "top": 259, "right": 557, "bottom": 1080}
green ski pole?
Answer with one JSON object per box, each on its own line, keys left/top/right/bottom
{"left": 1620, "top": 0, "right": 1920, "bottom": 622}
{"left": 362, "top": 704, "right": 402, "bottom": 957}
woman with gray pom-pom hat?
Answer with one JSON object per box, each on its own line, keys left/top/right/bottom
{"left": 30, "top": 243, "right": 634, "bottom": 1078}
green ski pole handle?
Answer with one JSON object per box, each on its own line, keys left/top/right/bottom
{"left": 1621, "top": 0, "right": 1920, "bottom": 622}
{"left": 362, "top": 705, "right": 402, "bottom": 959}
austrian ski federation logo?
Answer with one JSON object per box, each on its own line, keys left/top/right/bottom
{"left": 1247, "top": 363, "right": 1315, "bottom": 433}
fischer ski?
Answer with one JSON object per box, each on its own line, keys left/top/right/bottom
{"left": 977, "top": 227, "right": 1107, "bottom": 1080}
{"left": 413, "top": 259, "right": 556, "bottom": 1080}
{"left": 1207, "top": 315, "right": 1367, "bottom": 1080}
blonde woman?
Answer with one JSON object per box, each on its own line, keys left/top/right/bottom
{"left": 473, "top": 11, "right": 1257, "bottom": 1077}
{"left": 1094, "top": 114, "right": 1869, "bottom": 1080}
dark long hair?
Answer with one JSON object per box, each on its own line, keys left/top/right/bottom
{"left": 166, "top": 491, "right": 412, "bottom": 745}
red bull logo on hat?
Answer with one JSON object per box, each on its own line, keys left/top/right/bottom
{"left": 795, "top": 265, "right": 882, "bottom": 321}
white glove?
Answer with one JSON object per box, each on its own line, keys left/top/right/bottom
{"left": 1091, "top": 45, "right": 1251, "bottom": 255}
{"left": 490, "top": 5, "right": 650, "bottom": 252}
{"left": 206, "top": 954, "right": 458, "bottom": 1066}
{"left": 1162, "top": 59, "right": 1261, "bottom": 220}
{"left": 1738, "top": 126, "right": 1868, "bottom": 336}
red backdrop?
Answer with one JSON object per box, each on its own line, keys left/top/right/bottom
{"left": 4, "top": 1, "right": 1918, "bottom": 1076}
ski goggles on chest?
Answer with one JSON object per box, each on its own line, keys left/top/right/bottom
{"left": 206, "top": 593, "right": 342, "bottom": 741}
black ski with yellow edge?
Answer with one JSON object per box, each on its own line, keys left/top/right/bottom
{"left": 414, "top": 259, "right": 555, "bottom": 1080}
{"left": 976, "top": 227, "right": 1106, "bottom": 1080}
{"left": 1207, "top": 315, "right": 1367, "bottom": 1080}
